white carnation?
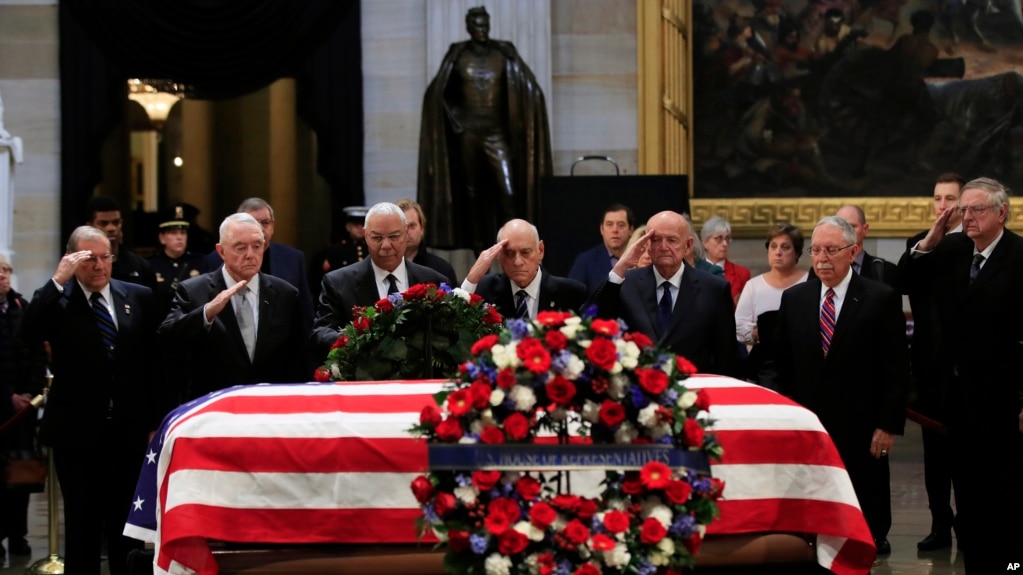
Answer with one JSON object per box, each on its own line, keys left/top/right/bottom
{"left": 610, "top": 361, "right": 623, "bottom": 374}
{"left": 560, "top": 324, "right": 580, "bottom": 339}
{"left": 649, "top": 423, "right": 672, "bottom": 441}
{"left": 454, "top": 485, "right": 479, "bottom": 505}
{"left": 608, "top": 373, "right": 630, "bottom": 400}
{"left": 509, "top": 385, "right": 537, "bottom": 411}
{"left": 481, "top": 408, "right": 496, "bottom": 426}
{"left": 614, "top": 421, "right": 638, "bottom": 443}
{"left": 484, "top": 553, "right": 512, "bottom": 575}
{"left": 644, "top": 502, "right": 673, "bottom": 528}
{"left": 458, "top": 435, "right": 477, "bottom": 444}
{"left": 490, "top": 389, "right": 506, "bottom": 407}
{"left": 514, "top": 520, "right": 546, "bottom": 542}
{"left": 490, "top": 344, "right": 512, "bottom": 369}
{"left": 661, "top": 359, "right": 673, "bottom": 377}
{"left": 451, "top": 287, "right": 471, "bottom": 302}
{"left": 564, "top": 316, "right": 582, "bottom": 326}
{"left": 677, "top": 390, "right": 698, "bottom": 409}
{"left": 470, "top": 419, "right": 485, "bottom": 435}
{"left": 563, "top": 354, "right": 586, "bottom": 379}
{"left": 578, "top": 338, "right": 592, "bottom": 348}
{"left": 649, "top": 549, "right": 670, "bottom": 566}
{"left": 623, "top": 340, "right": 640, "bottom": 359}
{"left": 657, "top": 537, "right": 675, "bottom": 556}
{"left": 638, "top": 403, "right": 660, "bottom": 428}
{"left": 620, "top": 355, "right": 638, "bottom": 370}
{"left": 603, "top": 544, "right": 631, "bottom": 568}
{"left": 582, "top": 400, "right": 601, "bottom": 423}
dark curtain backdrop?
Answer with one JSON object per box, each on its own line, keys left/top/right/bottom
{"left": 59, "top": 0, "right": 363, "bottom": 243}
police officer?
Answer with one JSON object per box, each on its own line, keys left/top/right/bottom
{"left": 147, "top": 206, "right": 208, "bottom": 314}
{"left": 310, "top": 206, "right": 368, "bottom": 298}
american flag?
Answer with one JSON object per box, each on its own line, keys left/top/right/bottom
{"left": 124, "top": 377, "right": 874, "bottom": 575}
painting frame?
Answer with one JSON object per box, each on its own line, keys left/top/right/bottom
{"left": 637, "top": 1, "right": 1023, "bottom": 238}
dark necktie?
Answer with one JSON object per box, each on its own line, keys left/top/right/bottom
{"left": 90, "top": 292, "right": 117, "bottom": 359}
{"left": 820, "top": 288, "right": 836, "bottom": 356}
{"left": 514, "top": 290, "right": 529, "bottom": 319}
{"left": 969, "top": 253, "right": 985, "bottom": 284}
{"left": 386, "top": 274, "right": 399, "bottom": 295}
{"left": 0, "top": 299, "right": 7, "bottom": 314}
{"left": 658, "top": 281, "right": 673, "bottom": 330}
{"left": 852, "top": 260, "right": 861, "bottom": 275}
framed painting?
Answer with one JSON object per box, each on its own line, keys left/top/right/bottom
{"left": 639, "top": 0, "right": 1023, "bottom": 237}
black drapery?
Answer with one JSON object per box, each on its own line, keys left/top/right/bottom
{"left": 59, "top": 0, "right": 363, "bottom": 243}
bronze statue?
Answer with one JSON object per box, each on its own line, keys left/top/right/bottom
{"left": 417, "top": 6, "right": 552, "bottom": 253}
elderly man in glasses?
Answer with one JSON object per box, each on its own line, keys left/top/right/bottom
{"left": 774, "top": 215, "right": 909, "bottom": 558}
{"left": 20, "top": 225, "right": 161, "bottom": 575}
{"left": 899, "top": 176, "right": 1023, "bottom": 573}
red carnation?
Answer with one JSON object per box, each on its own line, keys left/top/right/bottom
{"left": 420, "top": 404, "right": 442, "bottom": 426}
{"left": 576, "top": 498, "right": 598, "bottom": 521}
{"left": 485, "top": 512, "right": 511, "bottom": 536}
{"left": 682, "top": 418, "right": 706, "bottom": 448}
{"left": 433, "top": 492, "right": 457, "bottom": 517}
{"left": 503, "top": 412, "right": 531, "bottom": 441}
{"left": 639, "top": 517, "right": 667, "bottom": 544}
{"left": 597, "top": 399, "right": 626, "bottom": 427}
{"left": 603, "top": 509, "right": 631, "bottom": 534}
{"left": 471, "top": 334, "right": 499, "bottom": 355}
{"left": 353, "top": 315, "right": 371, "bottom": 333}
{"left": 544, "top": 330, "right": 568, "bottom": 351}
{"left": 469, "top": 292, "right": 484, "bottom": 305}
{"left": 536, "top": 311, "right": 570, "bottom": 326}
{"left": 623, "top": 330, "right": 654, "bottom": 349}
{"left": 448, "top": 529, "right": 470, "bottom": 552}
{"left": 695, "top": 388, "right": 711, "bottom": 411}
{"left": 621, "top": 472, "right": 643, "bottom": 495}
{"left": 483, "top": 306, "right": 503, "bottom": 325}
{"left": 585, "top": 337, "right": 618, "bottom": 370}
{"left": 529, "top": 501, "right": 557, "bottom": 528}
{"left": 479, "top": 425, "right": 505, "bottom": 444}
{"left": 590, "top": 533, "right": 616, "bottom": 551}
{"left": 516, "top": 475, "right": 542, "bottom": 501}
{"left": 470, "top": 381, "right": 492, "bottom": 409}
{"left": 517, "top": 338, "right": 552, "bottom": 374}
{"left": 684, "top": 532, "right": 703, "bottom": 554}
{"left": 435, "top": 417, "right": 463, "bottom": 442}
{"left": 496, "top": 368, "right": 517, "bottom": 390}
{"left": 545, "top": 376, "right": 576, "bottom": 406}
{"left": 562, "top": 519, "right": 591, "bottom": 545}
{"left": 313, "top": 366, "right": 331, "bottom": 382}
{"left": 473, "top": 470, "right": 503, "bottom": 491}
{"left": 330, "top": 335, "right": 349, "bottom": 350}
{"left": 488, "top": 497, "right": 522, "bottom": 522}
{"left": 590, "top": 318, "right": 620, "bottom": 336}
{"left": 574, "top": 564, "right": 601, "bottom": 575}
{"left": 664, "top": 479, "right": 693, "bottom": 505}
{"left": 446, "top": 389, "right": 474, "bottom": 417}
{"left": 551, "top": 494, "right": 581, "bottom": 513}
{"left": 640, "top": 461, "right": 673, "bottom": 490}
{"left": 404, "top": 283, "right": 430, "bottom": 300}
{"left": 375, "top": 297, "right": 393, "bottom": 313}
{"left": 709, "top": 477, "right": 726, "bottom": 498}
{"left": 676, "top": 355, "right": 698, "bottom": 376}
{"left": 410, "top": 475, "right": 434, "bottom": 504}
{"left": 636, "top": 368, "right": 669, "bottom": 395}
{"left": 498, "top": 529, "right": 529, "bottom": 555}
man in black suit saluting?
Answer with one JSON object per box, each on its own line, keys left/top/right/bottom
{"left": 21, "top": 226, "right": 160, "bottom": 575}
{"left": 899, "top": 177, "right": 1023, "bottom": 572}
{"left": 160, "top": 213, "right": 308, "bottom": 401}
{"left": 775, "top": 215, "right": 909, "bottom": 557}
{"left": 310, "top": 202, "right": 448, "bottom": 358}
{"left": 461, "top": 219, "right": 587, "bottom": 320}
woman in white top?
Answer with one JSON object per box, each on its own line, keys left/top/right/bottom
{"left": 735, "top": 222, "right": 808, "bottom": 388}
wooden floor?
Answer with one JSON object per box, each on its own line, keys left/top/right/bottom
{"left": 0, "top": 422, "right": 964, "bottom": 575}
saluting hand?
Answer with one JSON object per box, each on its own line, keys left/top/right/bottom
{"left": 612, "top": 230, "right": 652, "bottom": 277}
{"left": 52, "top": 250, "right": 95, "bottom": 285}
{"left": 203, "top": 279, "right": 249, "bottom": 323}
{"left": 916, "top": 206, "right": 956, "bottom": 252}
{"left": 464, "top": 239, "right": 508, "bottom": 285}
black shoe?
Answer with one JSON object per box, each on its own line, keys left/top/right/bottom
{"left": 875, "top": 538, "right": 891, "bottom": 555}
{"left": 917, "top": 530, "right": 952, "bottom": 551}
{"left": 7, "top": 537, "right": 31, "bottom": 556}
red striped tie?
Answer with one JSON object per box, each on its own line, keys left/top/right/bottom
{"left": 820, "top": 288, "right": 836, "bottom": 356}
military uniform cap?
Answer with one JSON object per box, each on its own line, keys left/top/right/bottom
{"left": 343, "top": 206, "right": 368, "bottom": 223}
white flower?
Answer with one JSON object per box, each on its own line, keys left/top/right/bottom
{"left": 470, "top": 420, "right": 485, "bottom": 435}
{"left": 608, "top": 373, "right": 630, "bottom": 400}
{"left": 610, "top": 361, "right": 623, "bottom": 374}
{"left": 514, "top": 520, "right": 545, "bottom": 542}
{"left": 578, "top": 338, "right": 592, "bottom": 348}
{"left": 657, "top": 537, "right": 675, "bottom": 557}
{"left": 661, "top": 359, "right": 674, "bottom": 377}
{"left": 523, "top": 553, "right": 541, "bottom": 574}
{"left": 490, "top": 389, "right": 506, "bottom": 407}
{"left": 649, "top": 423, "right": 672, "bottom": 441}
{"left": 491, "top": 344, "right": 517, "bottom": 369}
{"left": 620, "top": 355, "right": 638, "bottom": 370}
{"left": 509, "top": 385, "right": 537, "bottom": 411}
{"left": 614, "top": 421, "right": 638, "bottom": 443}
{"left": 330, "top": 364, "right": 341, "bottom": 379}
{"left": 560, "top": 324, "right": 581, "bottom": 339}
{"left": 582, "top": 399, "right": 601, "bottom": 423}
{"left": 649, "top": 549, "right": 670, "bottom": 566}
{"left": 602, "top": 543, "right": 631, "bottom": 568}
{"left": 481, "top": 408, "right": 496, "bottom": 426}
{"left": 458, "top": 435, "right": 478, "bottom": 444}
{"left": 637, "top": 403, "right": 660, "bottom": 428}
{"left": 564, "top": 316, "right": 582, "bottom": 326}
{"left": 605, "top": 498, "right": 628, "bottom": 511}
{"left": 643, "top": 501, "right": 673, "bottom": 528}
{"left": 484, "top": 553, "right": 513, "bottom": 575}
{"left": 451, "top": 287, "right": 471, "bottom": 302}
{"left": 549, "top": 406, "right": 568, "bottom": 421}
{"left": 677, "top": 390, "right": 698, "bottom": 409}
{"left": 623, "top": 340, "right": 640, "bottom": 359}
{"left": 454, "top": 485, "right": 479, "bottom": 505}
{"left": 563, "top": 354, "right": 586, "bottom": 379}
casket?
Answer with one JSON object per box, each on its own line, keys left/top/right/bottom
{"left": 124, "top": 376, "right": 875, "bottom": 575}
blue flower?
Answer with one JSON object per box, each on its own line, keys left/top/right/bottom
{"left": 670, "top": 513, "right": 697, "bottom": 537}
{"left": 692, "top": 476, "right": 713, "bottom": 495}
{"left": 422, "top": 504, "right": 439, "bottom": 524}
{"left": 455, "top": 473, "right": 473, "bottom": 487}
{"left": 630, "top": 384, "right": 650, "bottom": 410}
{"left": 634, "top": 558, "right": 657, "bottom": 575}
{"left": 470, "top": 533, "right": 489, "bottom": 555}
{"left": 507, "top": 319, "right": 530, "bottom": 340}
{"left": 581, "top": 303, "right": 598, "bottom": 319}
{"left": 662, "top": 388, "right": 679, "bottom": 406}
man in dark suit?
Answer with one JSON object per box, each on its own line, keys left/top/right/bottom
{"left": 161, "top": 213, "right": 308, "bottom": 401}
{"left": 397, "top": 198, "right": 458, "bottom": 286}
{"left": 897, "top": 172, "right": 963, "bottom": 552}
{"left": 85, "top": 196, "right": 157, "bottom": 290}
{"left": 775, "top": 215, "right": 909, "bottom": 557}
{"left": 899, "top": 177, "right": 1023, "bottom": 573}
{"left": 568, "top": 203, "right": 635, "bottom": 295}
{"left": 205, "top": 198, "right": 314, "bottom": 334}
{"left": 20, "top": 226, "right": 161, "bottom": 575}
{"left": 835, "top": 204, "right": 898, "bottom": 287}
{"left": 592, "top": 211, "right": 739, "bottom": 377}
{"left": 311, "top": 202, "right": 448, "bottom": 358}
{"left": 461, "top": 219, "right": 587, "bottom": 319}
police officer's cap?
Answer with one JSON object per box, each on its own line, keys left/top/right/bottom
{"left": 159, "top": 205, "right": 190, "bottom": 231}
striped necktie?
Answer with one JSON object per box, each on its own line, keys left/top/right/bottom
{"left": 820, "top": 288, "right": 836, "bottom": 356}
{"left": 514, "top": 290, "right": 529, "bottom": 319}
{"left": 90, "top": 292, "right": 117, "bottom": 359}
{"left": 969, "top": 254, "right": 985, "bottom": 284}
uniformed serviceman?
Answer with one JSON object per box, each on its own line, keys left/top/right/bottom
{"left": 310, "top": 206, "right": 368, "bottom": 298}
{"left": 147, "top": 206, "right": 208, "bottom": 314}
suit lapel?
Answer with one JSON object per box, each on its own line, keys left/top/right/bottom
{"left": 966, "top": 231, "right": 1015, "bottom": 295}
{"left": 495, "top": 276, "right": 515, "bottom": 317}
{"left": 108, "top": 280, "right": 134, "bottom": 339}
{"left": 211, "top": 273, "right": 249, "bottom": 362}
{"left": 632, "top": 268, "right": 662, "bottom": 338}
{"left": 665, "top": 267, "right": 697, "bottom": 336}
{"left": 536, "top": 268, "right": 558, "bottom": 313}
{"left": 254, "top": 274, "right": 274, "bottom": 359}
{"left": 357, "top": 260, "right": 381, "bottom": 305}
{"left": 827, "top": 274, "right": 862, "bottom": 358}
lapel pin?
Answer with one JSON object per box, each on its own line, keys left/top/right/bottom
{"left": 124, "top": 304, "right": 131, "bottom": 315}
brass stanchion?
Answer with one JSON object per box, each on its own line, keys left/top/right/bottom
{"left": 27, "top": 371, "right": 63, "bottom": 575}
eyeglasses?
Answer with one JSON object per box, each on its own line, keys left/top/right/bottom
{"left": 808, "top": 244, "right": 853, "bottom": 256}
{"left": 957, "top": 204, "right": 993, "bottom": 217}
{"left": 367, "top": 233, "right": 404, "bottom": 244}
{"left": 0, "top": 266, "right": 12, "bottom": 275}
{"left": 84, "top": 253, "right": 115, "bottom": 264}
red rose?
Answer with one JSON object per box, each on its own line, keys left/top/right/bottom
{"left": 496, "top": 368, "right": 517, "bottom": 390}
{"left": 639, "top": 517, "right": 667, "bottom": 544}
{"left": 435, "top": 417, "right": 463, "bottom": 442}
{"left": 488, "top": 497, "right": 522, "bottom": 522}
{"left": 433, "top": 492, "right": 457, "bottom": 517}
{"left": 479, "top": 425, "right": 505, "bottom": 444}
{"left": 529, "top": 501, "right": 557, "bottom": 528}
{"left": 636, "top": 367, "right": 669, "bottom": 395}
{"left": 574, "top": 564, "right": 601, "bottom": 575}
{"left": 470, "top": 381, "right": 493, "bottom": 409}
{"left": 536, "top": 311, "right": 570, "bottom": 326}
{"left": 483, "top": 305, "right": 503, "bottom": 325}
{"left": 590, "top": 533, "right": 616, "bottom": 551}
{"left": 410, "top": 475, "right": 434, "bottom": 504}
{"left": 313, "top": 366, "right": 331, "bottom": 382}
{"left": 473, "top": 470, "right": 503, "bottom": 491}
{"left": 485, "top": 512, "right": 511, "bottom": 536}
{"left": 709, "top": 477, "right": 726, "bottom": 498}
{"left": 434, "top": 288, "right": 447, "bottom": 302}
{"left": 374, "top": 297, "right": 393, "bottom": 313}
{"left": 517, "top": 338, "right": 552, "bottom": 374}
{"left": 448, "top": 529, "right": 470, "bottom": 552}
{"left": 683, "top": 418, "right": 706, "bottom": 448}
{"left": 544, "top": 330, "right": 568, "bottom": 351}
{"left": 576, "top": 498, "right": 598, "bottom": 521}
{"left": 446, "top": 389, "right": 474, "bottom": 417}
{"left": 590, "top": 318, "right": 620, "bottom": 336}
{"left": 503, "top": 412, "right": 531, "bottom": 441}
{"left": 498, "top": 529, "right": 529, "bottom": 555}
{"left": 545, "top": 376, "right": 576, "bottom": 406}
{"left": 562, "top": 519, "right": 590, "bottom": 545}
{"left": 621, "top": 472, "right": 643, "bottom": 495}
{"left": 623, "top": 330, "right": 654, "bottom": 349}
{"left": 584, "top": 337, "right": 618, "bottom": 370}
{"left": 597, "top": 399, "right": 626, "bottom": 427}
{"left": 471, "top": 334, "right": 499, "bottom": 355}
{"left": 330, "top": 334, "right": 349, "bottom": 350}
{"left": 551, "top": 494, "right": 581, "bottom": 513}
{"left": 404, "top": 283, "right": 430, "bottom": 300}
{"left": 516, "top": 475, "right": 542, "bottom": 501}
{"left": 640, "top": 461, "right": 673, "bottom": 490}
{"left": 603, "top": 509, "right": 631, "bottom": 534}
{"left": 420, "top": 405, "right": 442, "bottom": 426}
{"left": 676, "top": 355, "right": 698, "bottom": 376}
{"left": 664, "top": 479, "right": 693, "bottom": 504}
{"left": 695, "top": 388, "right": 711, "bottom": 411}
{"left": 684, "top": 532, "right": 703, "bottom": 554}
{"left": 353, "top": 315, "right": 371, "bottom": 333}
{"left": 469, "top": 292, "right": 484, "bottom": 305}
